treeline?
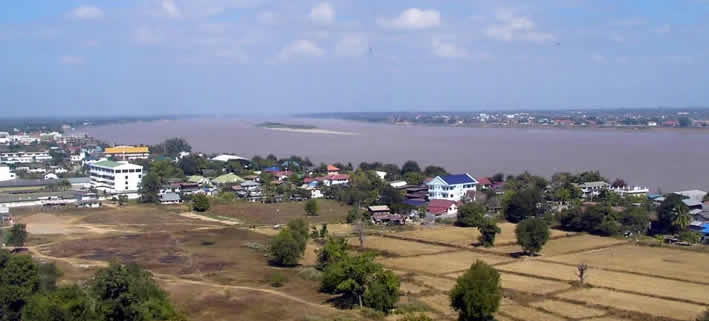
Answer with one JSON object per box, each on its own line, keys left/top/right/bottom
{"left": 0, "top": 251, "right": 183, "bottom": 321}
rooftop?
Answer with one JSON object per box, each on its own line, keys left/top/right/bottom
{"left": 438, "top": 174, "right": 476, "bottom": 185}
{"left": 104, "top": 146, "right": 149, "bottom": 154}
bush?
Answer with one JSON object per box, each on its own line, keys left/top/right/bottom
{"left": 316, "top": 236, "right": 348, "bottom": 271}
{"left": 456, "top": 203, "right": 486, "bottom": 227}
{"left": 397, "top": 313, "right": 433, "bottom": 321}
{"left": 269, "top": 272, "right": 288, "bottom": 287}
{"left": 192, "top": 194, "right": 210, "bottom": 212}
{"left": 450, "top": 260, "right": 501, "bottom": 321}
{"left": 363, "top": 270, "right": 400, "bottom": 313}
{"left": 6, "top": 223, "right": 28, "bottom": 247}
{"left": 297, "top": 267, "right": 323, "bottom": 281}
{"left": 679, "top": 231, "right": 702, "bottom": 244}
{"left": 478, "top": 219, "right": 501, "bottom": 248}
{"left": 270, "top": 229, "right": 303, "bottom": 266}
{"left": 515, "top": 217, "right": 550, "bottom": 255}
{"left": 305, "top": 199, "right": 320, "bottom": 216}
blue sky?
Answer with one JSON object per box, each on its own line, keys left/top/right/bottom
{"left": 1, "top": 0, "right": 708, "bottom": 116}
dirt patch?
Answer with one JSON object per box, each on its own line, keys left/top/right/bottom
{"left": 208, "top": 200, "right": 350, "bottom": 225}
{"left": 348, "top": 236, "right": 454, "bottom": 257}
{"left": 484, "top": 234, "right": 627, "bottom": 257}
{"left": 379, "top": 250, "right": 513, "bottom": 275}
{"left": 530, "top": 299, "right": 606, "bottom": 319}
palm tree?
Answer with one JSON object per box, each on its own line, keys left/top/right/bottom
{"left": 672, "top": 208, "right": 691, "bottom": 233}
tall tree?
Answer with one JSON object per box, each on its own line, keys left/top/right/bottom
{"left": 450, "top": 261, "right": 502, "bottom": 321}
{"left": 304, "top": 199, "right": 320, "bottom": 216}
{"left": 503, "top": 188, "right": 542, "bottom": 223}
{"left": 270, "top": 229, "right": 303, "bottom": 266}
{"left": 657, "top": 194, "right": 689, "bottom": 233}
{"left": 456, "top": 203, "right": 486, "bottom": 228}
{"left": 515, "top": 218, "right": 550, "bottom": 256}
{"left": 424, "top": 166, "right": 448, "bottom": 178}
{"left": 478, "top": 219, "right": 501, "bottom": 248}
{"left": 139, "top": 172, "right": 161, "bottom": 203}
{"left": 6, "top": 223, "right": 28, "bottom": 247}
{"left": 401, "top": 161, "right": 421, "bottom": 175}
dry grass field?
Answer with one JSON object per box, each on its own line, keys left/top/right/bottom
{"left": 394, "top": 223, "right": 573, "bottom": 247}
{"left": 379, "top": 250, "right": 513, "bottom": 275}
{"left": 499, "top": 303, "right": 567, "bottom": 321}
{"left": 530, "top": 299, "right": 606, "bottom": 319}
{"left": 546, "top": 244, "right": 709, "bottom": 282}
{"left": 347, "top": 236, "right": 454, "bottom": 256}
{"left": 484, "top": 234, "right": 628, "bottom": 256}
{"left": 209, "top": 199, "right": 350, "bottom": 225}
{"left": 556, "top": 288, "right": 707, "bottom": 321}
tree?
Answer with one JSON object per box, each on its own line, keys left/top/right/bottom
{"left": 346, "top": 205, "right": 361, "bottom": 223}
{"left": 619, "top": 207, "right": 649, "bottom": 236}
{"left": 152, "top": 138, "right": 192, "bottom": 158}
{"left": 401, "top": 161, "right": 421, "bottom": 175}
{"left": 478, "top": 219, "right": 501, "bottom": 248}
{"left": 321, "top": 253, "right": 388, "bottom": 309}
{"left": 456, "top": 203, "right": 486, "bottom": 227}
{"left": 424, "top": 166, "right": 448, "bottom": 178}
{"left": 403, "top": 172, "right": 424, "bottom": 185}
{"left": 450, "top": 260, "right": 501, "bottom": 321}
{"left": 304, "top": 199, "right": 319, "bottom": 216}
{"left": 657, "top": 194, "right": 689, "bottom": 233}
{"left": 287, "top": 218, "right": 310, "bottom": 253}
{"left": 6, "top": 223, "right": 28, "bottom": 247}
{"left": 576, "top": 264, "right": 588, "bottom": 285}
{"left": 316, "top": 236, "right": 348, "bottom": 271}
{"left": 270, "top": 229, "right": 303, "bottom": 266}
{"left": 679, "top": 117, "right": 691, "bottom": 128}
{"left": 192, "top": 194, "right": 210, "bottom": 212}
{"left": 611, "top": 178, "right": 626, "bottom": 188}
{"left": 139, "top": 172, "right": 161, "bottom": 203}
{"left": 363, "top": 270, "right": 400, "bottom": 313}
{"left": 503, "top": 188, "right": 542, "bottom": 223}
{"left": 491, "top": 173, "right": 504, "bottom": 183}
{"left": 150, "top": 159, "right": 183, "bottom": 182}
{"left": 177, "top": 154, "right": 202, "bottom": 176}
{"left": 672, "top": 208, "right": 691, "bottom": 233}
{"left": 90, "top": 263, "right": 182, "bottom": 321}
{"left": 515, "top": 218, "right": 550, "bottom": 256}
{"left": 22, "top": 285, "right": 98, "bottom": 321}
{"left": 0, "top": 253, "right": 40, "bottom": 320}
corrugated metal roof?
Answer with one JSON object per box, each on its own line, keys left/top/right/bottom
{"left": 440, "top": 174, "right": 475, "bottom": 185}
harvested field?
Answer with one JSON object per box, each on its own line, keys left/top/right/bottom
{"left": 556, "top": 288, "right": 707, "bottom": 321}
{"left": 585, "top": 317, "right": 636, "bottom": 321}
{"left": 497, "top": 260, "right": 709, "bottom": 304}
{"left": 417, "top": 294, "right": 455, "bottom": 317}
{"left": 485, "top": 234, "right": 627, "bottom": 257}
{"left": 17, "top": 213, "right": 87, "bottom": 235}
{"left": 399, "top": 282, "right": 428, "bottom": 295}
{"left": 393, "top": 223, "right": 571, "bottom": 248}
{"left": 498, "top": 304, "right": 566, "bottom": 321}
{"left": 411, "top": 274, "right": 456, "bottom": 292}
{"left": 530, "top": 299, "right": 606, "bottom": 319}
{"left": 499, "top": 272, "right": 571, "bottom": 294}
{"left": 208, "top": 200, "right": 350, "bottom": 225}
{"left": 348, "top": 236, "right": 454, "bottom": 256}
{"left": 379, "top": 250, "right": 513, "bottom": 275}
{"left": 546, "top": 244, "right": 709, "bottom": 283}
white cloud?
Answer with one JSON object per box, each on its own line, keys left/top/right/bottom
{"left": 309, "top": 2, "right": 335, "bottom": 25}
{"left": 335, "top": 34, "right": 368, "bottom": 57}
{"left": 278, "top": 40, "right": 324, "bottom": 61}
{"left": 378, "top": 8, "right": 441, "bottom": 30}
{"left": 59, "top": 55, "right": 85, "bottom": 65}
{"left": 68, "top": 6, "right": 104, "bottom": 20}
{"left": 485, "top": 11, "right": 555, "bottom": 43}
{"left": 161, "top": 0, "right": 182, "bottom": 18}
{"left": 432, "top": 38, "right": 468, "bottom": 59}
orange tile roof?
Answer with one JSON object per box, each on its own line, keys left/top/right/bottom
{"left": 104, "top": 146, "right": 149, "bottom": 154}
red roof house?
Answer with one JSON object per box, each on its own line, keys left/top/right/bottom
{"left": 427, "top": 199, "right": 458, "bottom": 216}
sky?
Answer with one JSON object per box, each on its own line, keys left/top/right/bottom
{"left": 1, "top": 0, "right": 708, "bottom": 116}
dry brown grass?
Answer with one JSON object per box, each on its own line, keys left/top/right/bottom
{"left": 584, "top": 317, "right": 636, "bottom": 321}
{"left": 209, "top": 199, "right": 350, "bottom": 225}
{"left": 393, "top": 223, "right": 571, "bottom": 248}
{"left": 348, "top": 236, "right": 453, "bottom": 256}
{"left": 497, "top": 260, "right": 709, "bottom": 304}
{"left": 411, "top": 274, "right": 456, "bottom": 292}
{"left": 484, "top": 234, "right": 627, "bottom": 257}
{"left": 556, "top": 288, "right": 707, "bottom": 321}
{"left": 530, "top": 299, "right": 606, "bottom": 319}
{"left": 417, "top": 294, "right": 455, "bottom": 317}
{"left": 546, "top": 244, "right": 709, "bottom": 283}
{"left": 379, "top": 250, "right": 513, "bottom": 275}
{"left": 499, "top": 303, "right": 567, "bottom": 321}
{"left": 499, "top": 272, "right": 572, "bottom": 294}
{"left": 399, "top": 282, "right": 428, "bottom": 295}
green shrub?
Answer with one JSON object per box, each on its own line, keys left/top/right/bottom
{"left": 269, "top": 272, "right": 288, "bottom": 287}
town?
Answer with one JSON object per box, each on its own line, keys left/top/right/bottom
{"left": 1, "top": 129, "right": 708, "bottom": 321}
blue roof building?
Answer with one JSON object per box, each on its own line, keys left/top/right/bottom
{"left": 426, "top": 173, "right": 478, "bottom": 202}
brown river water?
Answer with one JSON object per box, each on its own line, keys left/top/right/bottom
{"left": 83, "top": 117, "right": 709, "bottom": 192}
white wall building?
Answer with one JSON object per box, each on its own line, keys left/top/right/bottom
{"left": 0, "top": 132, "right": 9, "bottom": 144}
{"left": 0, "top": 151, "right": 52, "bottom": 164}
{"left": 0, "top": 165, "right": 16, "bottom": 181}
{"left": 88, "top": 160, "right": 143, "bottom": 194}
{"left": 426, "top": 174, "right": 478, "bottom": 202}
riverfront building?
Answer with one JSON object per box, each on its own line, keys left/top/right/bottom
{"left": 88, "top": 160, "right": 143, "bottom": 194}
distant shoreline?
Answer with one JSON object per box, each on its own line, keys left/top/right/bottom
{"left": 262, "top": 127, "right": 359, "bottom": 136}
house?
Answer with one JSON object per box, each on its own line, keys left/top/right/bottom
{"left": 187, "top": 175, "right": 210, "bottom": 185}
{"left": 44, "top": 173, "right": 58, "bottom": 180}
{"left": 0, "top": 165, "right": 16, "bottom": 181}
{"left": 77, "top": 199, "right": 102, "bottom": 208}
{"left": 311, "top": 189, "right": 324, "bottom": 199}
{"left": 375, "top": 171, "right": 387, "bottom": 180}
{"left": 427, "top": 199, "right": 458, "bottom": 217}
{"left": 88, "top": 160, "right": 143, "bottom": 195}
{"left": 389, "top": 180, "right": 407, "bottom": 188}
{"left": 240, "top": 180, "right": 261, "bottom": 191}
{"left": 368, "top": 205, "right": 391, "bottom": 216}
{"left": 426, "top": 174, "right": 478, "bottom": 202}
{"left": 327, "top": 165, "right": 340, "bottom": 175}
{"left": 323, "top": 174, "right": 349, "bottom": 186}
{"left": 0, "top": 191, "right": 77, "bottom": 208}
{"left": 372, "top": 213, "right": 407, "bottom": 225}
{"left": 160, "top": 192, "right": 182, "bottom": 205}
{"left": 67, "top": 177, "right": 91, "bottom": 190}
{"left": 0, "top": 151, "right": 52, "bottom": 164}
{"left": 212, "top": 173, "right": 244, "bottom": 185}
{"left": 578, "top": 181, "right": 610, "bottom": 198}
{"left": 475, "top": 177, "right": 493, "bottom": 190}
{"left": 674, "top": 190, "right": 707, "bottom": 203}
{"left": 610, "top": 185, "right": 650, "bottom": 197}
{"left": 104, "top": 146, "right": 150, "bottom": 160}
{"left": 211, "top": 154, "right": 248, "bottom": 162}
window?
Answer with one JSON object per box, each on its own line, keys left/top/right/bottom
{"left": 125, "top": 176, "right": 128, "bottom": 179}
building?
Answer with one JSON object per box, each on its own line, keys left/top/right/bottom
{"left": 610, "top": 186, "right": 650, "bottom": 197}
{"left": 160, "top": 192, "right": 182, "bottom": 205}
{"left": 104, "top": 146, "right": 150, "bottom": 160}
{"left": 427, "top": 199, "right": 458, "bottom": 217}
{"left": 674, "top": 190, "right": 707, "bottom": 203}
{"left": 578, "top": 181, "right": 610, "bottom": 198}
{"left": 211, "top": 154, "right": 248, "bottom": 162}
{"left": 0, "top": 191, "right": 77, "bottom": 208}
{"left": 0, "top": 151, "right": 52, "bottom": 164}
{"left": 0, "top": 165, "right": 16, "bottom": 181}
{"left": 389, "top": 181, "right": 407, "bottom": 188}
{"left": 0, "top": 132, "right": 9, "bottom": 144}
{"left": 327, "top": 165, "right": 340, "bottom": 175}
{"left": 426, "top": 174, "right": 478, "bottom": 201}
{"left": 322, "top": 174, "right": 349, "bottom": 186}
{"left": 88, "top": 160, "right": 143, "bottom": 194}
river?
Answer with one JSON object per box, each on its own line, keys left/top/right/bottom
{"left": 82, "top": 117, "right": 709, "bottom": 192}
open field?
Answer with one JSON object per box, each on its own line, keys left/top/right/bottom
{"left": 545, "top": 244, "right": 709, "bottom": 283}
{"left": 392, "top": 223, "right": 573, "bottom": 248}
{"left": 530, "top": 299, "right": 606, "bottom": 319}
{"left": 499, "top": 303, "right": 567, "bottom": 321}
{"left": 496, "top": 260, "right": 709, "bottom": 305}
{"left": 484, "top": 234, "right": 628, "bottom": 257}
{"left": 347, "top": 236, "right": 454, "bottom": 256}
{"left": 556, "top": 288, "right": 707, "bottom": 321}
{"left": 209, "top": 199, "right": 350, "bottom": 225}
{"left": 379, "top": 250, "right": 513, "bottom": 275}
